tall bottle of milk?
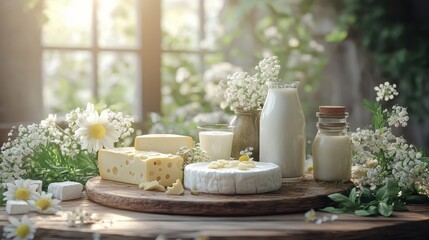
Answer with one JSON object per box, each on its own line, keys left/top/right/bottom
{"left": 312, "top": 106, "right": 352, "bottom": 182}
{"left": 260, "top": 81, "right": 305, "bottom": 179}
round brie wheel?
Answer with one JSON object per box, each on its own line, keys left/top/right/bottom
{"left": 184, "top": 162, "right": 282, "bottom": 194}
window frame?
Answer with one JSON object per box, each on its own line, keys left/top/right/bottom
{"left": 40, "top": 0, "right": 161, "bottom": 124}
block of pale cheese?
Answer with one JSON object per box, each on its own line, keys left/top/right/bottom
{"left": 98, "top": 147, "right": 184, "bottom": 187}
{"left": 48, "top": 181, "right": 83, "bottom": 201}
{"left": 6, "top": 200, "right": 29, "bottom": 215}
{"left": 30, "top": 179, "right": 43, "bottom": 194}
{"left": 134, "top": 134, "right": 194, "bottom": 154}
{"left": 184, "top": 162, "right": 282, "bottom": 194}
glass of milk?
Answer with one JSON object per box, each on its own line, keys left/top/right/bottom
{"left": 198, "top": 124, "right": 234, "bottom": 161}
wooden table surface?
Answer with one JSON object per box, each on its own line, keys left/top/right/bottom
{"left": 1, "top": 198, "right": 429, "bottom": 240}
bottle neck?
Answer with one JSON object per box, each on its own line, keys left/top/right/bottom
{"left": 266, "top": 81, "right": 299, "bottom": 89}
{"left": 317, "top": 127, "right": 348, "bottom": 136}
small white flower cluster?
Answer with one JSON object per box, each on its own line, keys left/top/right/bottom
{"left": 374, "top": 82, "right": 399, "bottom": 102}
{"left": 255, "top": 56, "right": 281, "bottom": 82}
{"left": 176, "top": 143, "right": 210, "bottom": 166}
{"left": 67, "top": 207, "right": 96, "bottom": 227}
{"left": 387, "top": 105, "right": 409, "bottom": 127}
{"left": 239, "top": 147, "right": 254, "bottom": 157}
{"left": 352, "top": 82, "right": 428, "bottom": 194}
{"left": 0, "top": 103, "right": 134, "bottom": 184}
{"left": 304, "top": 209, "right": 338, "bottom": 224}
{"left": 224, "top": 56, "right": 281, "bottom": 111}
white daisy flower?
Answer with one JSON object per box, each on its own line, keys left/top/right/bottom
{"left": 3, "top": 215, "right": 36, "bottom": 240}
{"left": 28, "top": 191, "right": 61, "bottom": 215}
{"left": 3, "top": 179, "right": 39, "bottom": 202}
{"left": 75, "top": 110, "right": 120, "bottom": 153}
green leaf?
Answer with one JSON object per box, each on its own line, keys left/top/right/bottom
{"left": 349, "top": 188, "right": 357, "bottom": 203}
{"left": 328, "top": 193, "right": 352, "bottom": 204}
{"left": 378, "top": 202, "right": 393, "bottom": 217}
{"left": 320, "top": 207, "right": 347, "bottom": 214}
{"left": 355, "top": 209, "right": 376, "bottom": 216}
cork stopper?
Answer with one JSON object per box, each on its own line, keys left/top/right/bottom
{"left": 318, "top": 106, "right": 347, "bottom": 118}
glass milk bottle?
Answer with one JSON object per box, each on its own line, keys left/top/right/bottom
{"left": 312, "top": 106, "right": 352, "bottom": 182}
{"left": 260, "top": 81, "right": 306, "bottom": 179}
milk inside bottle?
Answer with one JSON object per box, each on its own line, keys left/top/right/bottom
{"left": 260, "top": 81, "right": 305, "bottom": 179}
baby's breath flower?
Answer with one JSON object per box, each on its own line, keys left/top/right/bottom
{"left": 374, "top": 81, "right": 398, "bottom": 102}
{"left": 176, "top": 144, "right": 210, "bottom": 166}
{"left": 0, "top": 103, "right": 134, "bottom": 186}
{"left": 388, "top": 105, "right": 409, "bottom": 127}
{"left": 224, "top": 56, "right": 281, "bottom": 111}
{"left": 304, "top": 209, "right": 337, "bottom": 224}
{"left": 67, "top": 207, "right": 96, "bottom": 227}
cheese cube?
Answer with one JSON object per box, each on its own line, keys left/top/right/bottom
{"left": 30, "top": 179, "right": 43, "bottom": 194}
{"left": 166, "top": 179, "right": 184, "bottom": 195}
{"left": 48, "top": 181, "right": 83, "bottom": 201}
{"left": 6, "top": 200, "right": 29, "bottom": 215}
{"left": 134, "top": 134, "right": 194, "bottom": 154}
{"left": 98, "top": 147, "right": 183, "bottom": 187}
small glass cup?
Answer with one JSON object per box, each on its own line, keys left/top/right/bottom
{"left": 198, "top": 124, "right": 235, "bottom": 161}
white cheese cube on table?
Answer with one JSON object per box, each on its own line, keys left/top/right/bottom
{"left": 98, "top": 147, "right": 184, "bottom": 187}
{"left": 6, "top": 200, "right": 29, "bottom": 215}
{"left": 48, "top": 181, "right": 83, "bottom": 201}
{"left": 30, "top": 179, "right": 43, "bottom": 194}
{"left": 134, "top": 134, "right": 194, "bottom": 154}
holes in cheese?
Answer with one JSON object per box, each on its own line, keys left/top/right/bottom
{"left": 98, "top": 147, "right": 183, "bottom": 187}
{"left": 134, "top": 134, "right": 194, "bottom": 154}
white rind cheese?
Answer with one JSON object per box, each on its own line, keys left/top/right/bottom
{"left": 184, "top": 162, "right": 282, "bottom": 194}
{"left": 98, "top": 147, "right": 183, "bottom": 187}
{"left": 134, "top": 134, "right": 194, "bottom": 154}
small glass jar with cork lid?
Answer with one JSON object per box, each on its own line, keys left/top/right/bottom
{"left": 312, "top": 106, "right": 352, "bottom": 182}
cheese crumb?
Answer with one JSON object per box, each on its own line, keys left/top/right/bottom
{"left": 139, "top": 180, "right": 166, "bottom": 192}
{"left": 165, "top": 179, "right": 184, "bottom": 195}
{"left": 207, "top": 159, "right": 255, "bottom": 171}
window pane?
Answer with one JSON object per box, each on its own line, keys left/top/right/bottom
{"left": 162, "top": 0, "right": 199, "bottom": 50}
{"left": 43, "top": 51, "right": 92, "bottom": 115}
{"left": 43, "top": 0, "right": 92, "bottom": 47}
{"left": 98, "top": 52, "right": 138, "bottom": 117}
{"left": 161, "top": 53, "right": 203, "bottom": 116}
{"left": 98, "top": 0, "right": 138, "bottom": 48}
{"left": 203, "top": 1, "right": 225, "bottom": 50}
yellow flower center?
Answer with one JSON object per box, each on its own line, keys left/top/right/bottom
{"left": 239, "top": 155, "right": 250, "bottom": 162}
{"left": 16, "top": 225, "right": 30, "bottom": 238}
{"left": 89, "top": 123, "right": 106, "bottom": 139}
{"left": 15, "top": 188, "right": 30, "bottom": 201}
{"left": 36, "top": 198, "right": 51, "bottom": 210}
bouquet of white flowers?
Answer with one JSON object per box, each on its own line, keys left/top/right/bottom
{"left": 0, "top": 103, "right": 134, "bottom": 190}
{"left": 351, "top": 82, "right": 429, "bottom": 194}
{"left": 223, "top": 56, "right": 281, "bottom": 111}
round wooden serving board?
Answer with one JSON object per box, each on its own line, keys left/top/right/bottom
{"left": 86, "top": 176, "right": 355, "bottom": 216}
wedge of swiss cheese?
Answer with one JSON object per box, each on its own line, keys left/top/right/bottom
{"left": 98, "top": 147, "right": 183, "bottom": 187}
{"left": 134, "top": 134, "right": 194, "bottom": 154}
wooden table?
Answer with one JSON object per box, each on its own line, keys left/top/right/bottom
{"left": 1, "top": 198, "right": 429, "bottom": 240}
